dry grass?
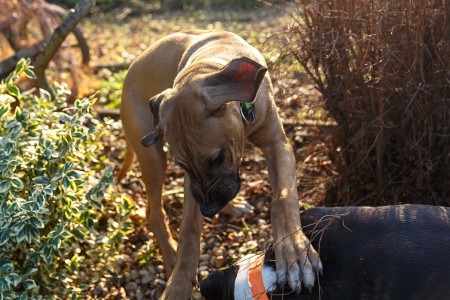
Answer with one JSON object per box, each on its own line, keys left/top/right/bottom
{"left": 286, "top": 0, "right": 450, "bottom": 206}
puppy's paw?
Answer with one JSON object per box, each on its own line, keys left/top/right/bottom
{"left": 221, "top": 197, "right": 254, "bottom": 218}
{"left": 274, "top": 231, "right": 322, "bottom": 294}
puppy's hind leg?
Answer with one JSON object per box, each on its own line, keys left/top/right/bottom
{"left": 116, "top": 136, "right": 136, "bottom": 183}
{"left": 121, "top": 97, "right": 177, "bottom": 277}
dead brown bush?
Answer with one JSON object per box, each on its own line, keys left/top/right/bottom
{"left": 287, "top": 0, "right": 450, "bottom": 206}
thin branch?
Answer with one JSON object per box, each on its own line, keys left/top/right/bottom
{"left": 34, "top": 0, "right": 94, "bottom": 93}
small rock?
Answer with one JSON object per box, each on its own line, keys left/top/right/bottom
{"left": 142, "top": 275, "right": 153, "bottom": 285}
{"left": 154, "top": 278, "right": 167, "bottom": 286}
{"left": 125, "top": 282, "right": 138, "bottom": 292}
{"left": 200, "top": 253, "right": 211, "bottom": 261}
{"left": 199, "top": 270, "right": 209, "bottom": 279}
{"left": 256, "top": 200, "right": 265, "bottom": 210}
{"left": 214, "top": 256, "right": 225, "bottom": 268}
{"left": 114, "top": 255, "right": 125, "bottom": 269}
{"left": 259, "top": 231, "right": 269, "bottom": 239}
{"left": 198, "top": 265, "right": 208, "bottom": 272}
{"left": 213, "top": 247, "right": 224, "bottom": 257}
{"left": 112, "top": 287, "right": 127, "bottom": 300}
{"left": 207, "top": 237, "right": 215, "bottom": 244}
{"left": 136, "top": 288, "right": 144, "bottom": 300}
{"left": 147, "top": 265, "right": 156, "bottom": 274}
{"left": 192, "top": 291, "right": 203, "bottom": 299}
{"left": 139, "top": 269, "right": 150, "bottom": 277}
{"left": 199, "top": 261, "right": 209, "bottom": 267}
{"left": 130, "top": 270, "right": 140, "bottom": 280}
{"left": 258, "top": 238, "right": 268, "bottom": 250}
{"left": 156, "top": 265, "right": 164, "bottom": 273}
{"left": 93, "top": 282, "right": 106, "bottom": 296}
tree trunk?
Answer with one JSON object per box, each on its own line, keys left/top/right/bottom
{"left": 34, "top": 0, "right": 94, "bottom": 93}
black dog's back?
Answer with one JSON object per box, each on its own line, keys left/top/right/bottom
{"left": 292, "top": 204, "right": 450, "bottom": 299}
{"left": 201, "top": 204, "right": 450, "bottom": 300}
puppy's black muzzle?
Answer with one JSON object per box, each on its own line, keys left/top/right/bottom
{"left": 191, "top": 173, "right": 241, "bottom": 217}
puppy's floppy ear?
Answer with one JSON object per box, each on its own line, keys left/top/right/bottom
{"left": 202, "top": 57, "right": 268, "bottom": 112}
{"left": 141, "top": 90, "right": 170, "bottom": 147}
{"left": 141, "top": 130, "right": 162, "bottom": 147}
{"left": 148, "top": 90, "right": 168, "bottom": 127}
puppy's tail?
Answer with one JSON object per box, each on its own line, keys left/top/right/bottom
{"left": 117, "top": 139, "right": 136, "bottom": 183}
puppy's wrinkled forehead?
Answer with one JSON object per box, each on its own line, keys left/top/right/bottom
{"left": 142, "top": 57, "right": 267, "bottom": 148}
{"left": 164, "top": 101, "right": 242, "bottom": 163}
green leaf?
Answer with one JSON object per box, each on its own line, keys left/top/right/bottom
{"left": 10, "top": 221, "right": 24, "bottom": 236}
{"left": 42, "top": 247, "right": 52, "bottom": 265}
{"left": 0, "top": 230, "right": 9, "bottom": 246}
{"left": 40, "top": 89, "right": 51, "bottom": 101}
{"left": 23, "top": 267, "right": 38, "bottom": 276}
{"left": 30, "top": 217, "right": 44, "bottom": 229}
{"left": 15, "top": 106, "right": 24, "bottom": 122}
{"left": 24, "top": 69, "right": 36, "bottom": 79}
{"left": 5, "top": 72, "right": 17, "bottom": 85}
{"left": 11, "top": 178, "right": 24, "bottom": 191}
{"left": 5, "top": 118, "right": 17, "bottom": 128}
{"left": 17, "top": 228, "right": 26, "bottom": 243}
{"left": 0, "top": 106, "right": 9, "bottom": 118}
{"left": 66, "top": 170, "right": 80, "bottom": 179}
{"left": 0, "top": 181, "right": 11, "bottom": 193}
{"left": 36, "top": 194, "right": 45, "bottom": 208}
{"left": 15, "top": 59, "right": 25, "bottom": 73}
{"left": 33, "top": 176, "right": 51, "bottom": 185}
{"left": 8, "top": 85, "right": 20, "bottom": 97}
{"left": 23, "top": 279, "right": 37, "bottom": 290}
{"left": 62, "top": 161, "right": 73, "bottom": 173}
{"left": 0, "top": 278, "right": 9, "bottom": 290}
{"left": 59, "top": 113, "right": 71, "bottom": 123}
{"left": 0, "top": 262, "right": 13, "bottom": 273}
{"left": 19, "top": 291, "right": 27, "bottom": 300}
{"left": 52, "top": 237, "right": 61, "bottom": 250}
{"left": 5, "top": 273, "right": 21, "bottom": 287}
{"left": 72, "top": 228, "right": 85, "bottom": 240}
{"left": 62, "top": 176, "right": 71, "bottom": 188}
{"left": 30, "top": 227, "right": 40, "bottom": 241}
{"left": 27, "top": 253, "right": 39, "bottom": 265}
{"left": 60, "top": 231, "right": 71, "bottom": 239}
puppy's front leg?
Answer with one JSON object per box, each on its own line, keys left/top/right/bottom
{"left": 263, "top": 142, "right": 322, "bottom": 293}
{"left": 162, "top": 174, "right": 203, "bottom": 300}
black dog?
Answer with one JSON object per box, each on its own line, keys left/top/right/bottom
{"left": 200, "top": 204, "right": 450, "bottom": 300}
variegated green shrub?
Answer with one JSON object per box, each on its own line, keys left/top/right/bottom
{"left": 0, "top": 59, "right": 134, "bottom": 299}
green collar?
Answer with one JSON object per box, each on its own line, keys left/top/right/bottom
{"left": 240, "top": 102, "right": 255, "bottom": 124}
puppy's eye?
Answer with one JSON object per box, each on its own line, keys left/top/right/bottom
{"left": 209, "top": 149, "right": 225, "bottom": 168}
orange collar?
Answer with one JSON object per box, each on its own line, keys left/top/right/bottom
{"left": 248, "top": 255, "right": 269, "bottom": 300}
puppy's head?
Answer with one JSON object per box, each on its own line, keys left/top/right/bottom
{"left": 142, "top": 57, "right": 267, "bottom": 217}
{"left": 201, "top": 253, "right": 278, "bottom": 300}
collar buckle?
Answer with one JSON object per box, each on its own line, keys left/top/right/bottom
{"left": 240, "top": 102, "right": 255, "bottom": 124}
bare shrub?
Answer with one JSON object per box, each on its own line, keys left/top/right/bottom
{"left": 287, "top": 0, "right": 450, "bottom": 205}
